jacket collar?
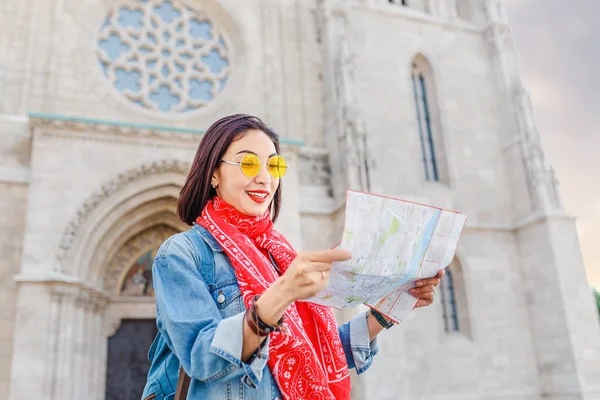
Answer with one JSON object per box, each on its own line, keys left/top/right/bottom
{"left": 192, "top": 224, "right": 224, "bottom": 252}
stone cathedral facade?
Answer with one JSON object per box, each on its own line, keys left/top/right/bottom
{"left": 1, "top": 0, "right": 599, "bottom": 399}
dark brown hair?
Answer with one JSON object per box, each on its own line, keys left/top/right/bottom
{"left": 177, "top": 114, "right": 283, "bottom": 225}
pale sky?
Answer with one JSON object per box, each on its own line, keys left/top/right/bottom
{"left": 505, "top": 0, "right": 600, "bottom": 288}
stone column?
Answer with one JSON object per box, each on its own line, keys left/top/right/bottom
{"left": 95, "top": 304, "right": 109, "bottom": 400}
{"left": 73, "top": 298, "right": 91, "bottom": 400}
{"left": 89, "top": 308, "right": 102, "bottom": 400}
{"left": 484, "top": 0, "right": 562, "bottom": 218}
{"left": 274, "top": 145, "right": 303, "bottom": 249}
{"left": 74, "top": 291, "right": 107, "bottom": 400}
{"left": 484, "top": 1, "right": 600, "bottom": 398}
{"left": 52, "top": 285, "right": 78, "bottom": 399}
{"left": 8, "top": 280, "right": 108, "bottom": 400}
{"left": 320, "top": 0, "right": 373, "bottom": 204}
{"left": 319, "top": 4, "right": 383, "bottom": 397}
{"left": 8, "top": 282, "right": 56, "bottom": 400}
{"left": 46, "top": 284, "right": 108, "bottom": 400}
{"left": 515, "top": 216, "right": 600, "bottom": 400}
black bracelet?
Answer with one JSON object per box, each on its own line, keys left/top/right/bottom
{"left": 246, "top": 295, "right": 288, "bottom": 359}
{"left": 249, "top": 295, "right": 286, "bottom": 334}
{"left": 369, "top": 308, "right": 395, "bottom": 329}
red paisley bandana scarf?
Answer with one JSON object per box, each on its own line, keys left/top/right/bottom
{"left": 197, "top": 197, "right": 351, "bottom": 400}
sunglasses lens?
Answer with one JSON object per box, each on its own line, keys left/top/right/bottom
{"left": 240, "top": 154, "right": 261, "bottom": 177}
{"left": 268, "top": 155, "right": 287, "bottom": 178}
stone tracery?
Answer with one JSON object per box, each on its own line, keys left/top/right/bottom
{"left": 97, "top": 0, "right": 232, "bottom": 114}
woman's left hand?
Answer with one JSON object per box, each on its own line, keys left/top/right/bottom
{"left": 409, "top": 270, "right": 444, "bottom": 309}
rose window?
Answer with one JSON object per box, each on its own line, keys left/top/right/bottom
{"left": 97, "top": 0, "right": 231, "bottom": 114}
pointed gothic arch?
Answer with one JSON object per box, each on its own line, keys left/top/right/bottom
{"left": 440, "top": 257, "right": 472, "bottom": 337}
{"left": 410, "top": 54, "right": 449, "bottom": 184}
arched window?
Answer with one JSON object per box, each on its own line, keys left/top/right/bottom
{"left": 440, "top": 268, "right": 459, "bottom": 332}
{"left": 410, "top": 55, "right": 448, "bottom": 183}
{"left": 440, "top": 258, "right": 471, "bottom": 335}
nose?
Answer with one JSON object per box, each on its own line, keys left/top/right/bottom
{"left": 254, "top": 162, "right": 272, "bottom": 185}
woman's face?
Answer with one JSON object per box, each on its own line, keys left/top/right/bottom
{"left": 211, "top": 129, "right": 280, "bottom": 217}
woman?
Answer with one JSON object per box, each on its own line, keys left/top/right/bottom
{"left": 142, "top": 114, "right": 442, "bottom": 400}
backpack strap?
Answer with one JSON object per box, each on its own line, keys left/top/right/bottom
{"left": 174, "top": 228, "right": 215, "bottom": 399}
{"left": 174, "top": 366, "right": 191, "bottom": 400}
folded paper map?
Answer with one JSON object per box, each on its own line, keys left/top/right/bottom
{"left": 306, "top": 190, "right": 467, "bottom": 323}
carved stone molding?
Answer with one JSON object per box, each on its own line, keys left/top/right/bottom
{"left": 513, "top": 89, "right": 563, "bottom": 211}
{"left": 44, "top": 280, "right": 110, "bottom": 313}
{"left": 298, "top": 148, "right": 332, "bottom": 187}
{"left": 320, "top": 1, "right": 372, "bottom": 199}
{"left": 56, "top": 160, "right": 190, "bottom": 264}
{"left": 48, "top": 282, "right": 82, "bottom": 300}
{"left": 104, "top": 224, "right": 178, "bottom": 294}
{"left": 29, "top": 115, "right": 304, "bottom": 151}
{"left": 29, "top": 115, "right": 202, "bottom": 145}
{"left": 77, "top": 290, "right": 110, "bottom": 313}
{"left": 484, "top": 12, "right": 563, "bottom": 213}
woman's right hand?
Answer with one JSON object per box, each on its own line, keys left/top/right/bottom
{"left": 276, "top": 249, "right": 352, "bottom": 302}
{"left": 255, "top": 249, "right": 351, "bottom": 326}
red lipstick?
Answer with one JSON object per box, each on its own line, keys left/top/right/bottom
{"left": 246, "top": 190, "right": 270, "bottom": 204}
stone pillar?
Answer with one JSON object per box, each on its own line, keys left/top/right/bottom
{"left": 516, "top": 217, "right": 600, "bottom": 400}
{"left": 8, "top": 280, "right": 108, "bottom": 400}
{"left": 73, "top": 300, "right": 91, "bottom": 400}
{"left": 89, "top": 304, "right": 105, "bottom": 400}
{"left": 75, "top": 292, "right": 107, "bottom": 400}
{"left": 47, "top": 284, "right": 109, "bottom": 400}
{"left": 319, "top": 4, "right": 379, "bottom": 396}
{"left": 484, "top": 1, "right": 600, "bottom": 398}
{"left": 320, "top": 0, "right": 373, "bottom": 204}
{"left": 484, "top": 0, "right": 562, "bottom": 218}
{"left": 92, "top": 296, "right": 108, "bottom": 400}
{"left": 8, "top": 282, "right": 55, "bottom": 400}
{"left": 274, "top": 145, "right": 303, "bottom": 249}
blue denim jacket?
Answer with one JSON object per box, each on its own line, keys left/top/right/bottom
{"left": 142, "top": 224, "right": 379, "bottom": 400}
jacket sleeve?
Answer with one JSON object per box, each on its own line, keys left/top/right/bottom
{"left": 153, "top": 235, "right": 270, "bottom": 388}
{"left": 338, "top": 311, "right": 380, "bottom": 375}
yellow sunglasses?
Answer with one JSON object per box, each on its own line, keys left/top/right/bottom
{"left": 220, "top": 153, "right": 288, "bottom": 178}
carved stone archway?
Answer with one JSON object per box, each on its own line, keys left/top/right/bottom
{"left": 55, "top": 159, "right": 190, "bottom": 274}
{"left": 12, "top": 160, "right": 189, "bottom": 400}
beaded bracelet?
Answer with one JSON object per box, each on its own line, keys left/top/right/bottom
{"left": 244, "top": 295, "right": 287, "bottom": 358}
{"left": 369, "top": 308, "right": 395, "bottom": 329}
